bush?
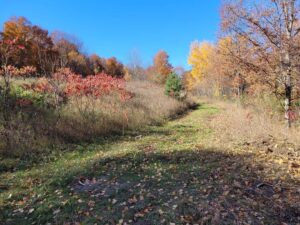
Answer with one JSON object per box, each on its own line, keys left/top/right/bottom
{"left": 165, "top": 73, "right": 183, "bottom": 99}
{"left": 12, "top": 86, "right": 51, "bottom": 108}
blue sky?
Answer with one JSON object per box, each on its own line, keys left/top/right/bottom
{"left": 0, "top": 0, "right": 221, "bottom": 69}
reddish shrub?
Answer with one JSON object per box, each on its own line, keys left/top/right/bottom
{"left": 16, "top": 98, "right": 33, "bottom": 107}
{"left": 25, "top": 68, "right": 133, "bottom": 101}
{"left": 0, "top": 65, "right": 36, "bottom": 77}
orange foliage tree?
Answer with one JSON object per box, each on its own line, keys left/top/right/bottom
{"left": 148, "top": 50, "right": 173, "bottom": 84}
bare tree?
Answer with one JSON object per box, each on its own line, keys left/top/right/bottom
{"left": 127, "top": 49, "right": 146, "bottom": 80}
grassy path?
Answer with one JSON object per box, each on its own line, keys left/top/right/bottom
{"left": 0, "top": 103, "right": 299, "bottom": 225}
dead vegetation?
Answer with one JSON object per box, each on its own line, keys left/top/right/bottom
{"left": 204, "top": 98, "right": 300, "bottom": 158}
{"left": 56, "top": 80, "right": 193, "bottom": 142}
{"left": 0, "top": 79, "right": 193, "bottom": 156}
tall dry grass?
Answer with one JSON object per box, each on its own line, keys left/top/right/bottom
{"left": 205, "top": 97, "right": 300, "bottom": 153}
{"left": 57, "top": 80, "right": 192, "bottom": 141}
{"left": 0, "top": 80, "right": 193, "bottom": 156}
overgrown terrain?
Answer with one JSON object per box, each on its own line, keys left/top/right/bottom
{"left": 1, "top": 102, "right": 299, "bottom": 225}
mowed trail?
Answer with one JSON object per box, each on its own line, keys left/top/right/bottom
{"left": 1, "top": 104, "right": 299, "bottom": 225}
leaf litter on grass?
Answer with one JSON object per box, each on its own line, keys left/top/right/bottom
{"left": 1, "top": 103, "right": 300, "bottom": 225}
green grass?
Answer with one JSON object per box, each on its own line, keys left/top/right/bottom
{"left": 0, "top": 103, "right": 299, "bottom": 225}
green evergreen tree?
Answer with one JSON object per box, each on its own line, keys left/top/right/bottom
{"left": 165, "top": 73, "right": 182, "bottom": 98}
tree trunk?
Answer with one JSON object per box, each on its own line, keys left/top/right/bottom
{"left": 284, "top": 75, "right": 292, "bottom": 128}
{"left": 282, "top": 1, "right": 295, "bottom": 128}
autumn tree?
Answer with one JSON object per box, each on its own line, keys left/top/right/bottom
{"left": 1, "top": 17, "right": 127, "bottom": 78}
{"left": 105, "top": 57, "right": 125, "bottom": 78}
{"left": 89, "top": 54, "right": 106, "bottom": 75}
{"left": 149, "top": 50, "right": 173, "bottom": 84}
{"left": 212, "top": 37, "right": 255, "bottom": 97}
{"left": 52, "top": 32, "right": 126, "bottom": 77}
{"left": 51, "top": 32, "right": 80, "bottom": 68}
{"left": 51, "top": 31, "right": 91, "bottom": 76}
{"left": 182, "top": 70, "right": 192, "bottom": 90}
{"left": 29, "top": 26, "right": 59, "bottom": 77}
{"left": 67, "top": 51, "right": 91, "bottom": 76}
{"left": 186, "top": 37, "right": 255, "bottom": 96}
{"left": 222, "top": 0, "right": 300, "bottom": 127}
{"left": 187, "top": 42, "right": 214, "bottom": 92}
{"left": 2, "top": 17, "right": 30, "bottom": 68}
{"left": 1, "top": 17, "right": 61, "bottom": 77}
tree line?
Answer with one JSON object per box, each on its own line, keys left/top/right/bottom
{"left": 0, "top": 16, "right": 183, "bottom": 86}
{"left": 0, "top": 17, "right": 127, "bottom": 78}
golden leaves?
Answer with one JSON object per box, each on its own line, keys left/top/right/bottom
{"left": 187, "top": 41, "right": 215, "bottom": 90}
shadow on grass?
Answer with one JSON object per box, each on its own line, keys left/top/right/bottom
{"left": 2, "top": 146, "right": 299, "bottom": 225}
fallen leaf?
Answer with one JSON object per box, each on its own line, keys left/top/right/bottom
{"left": 28, "top": 208, "right": 34, "bottom": 214}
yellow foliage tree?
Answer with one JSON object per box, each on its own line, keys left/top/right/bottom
{"left": 187, "top": 41, "right": 214, "bottom": 91}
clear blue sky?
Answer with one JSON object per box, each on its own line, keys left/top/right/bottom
{"left": 0, "top": 0, "right": 221, "bottom": 69}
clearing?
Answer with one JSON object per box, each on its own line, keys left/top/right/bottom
{"left": 0, "top": 103, "right": 299, "bottom": 225}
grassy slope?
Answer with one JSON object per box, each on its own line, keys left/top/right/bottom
{"left": 0, "top": 103, "right": 299, "bottom": 225}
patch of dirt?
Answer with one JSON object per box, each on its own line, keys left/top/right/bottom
{"left": 137, "top": 144, "right": 156, "bottom": 155}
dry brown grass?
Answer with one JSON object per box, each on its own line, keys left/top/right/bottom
{"left": 56, "top": 80, "right": 193, "bottom": 142}
{"left": 126, "top": 80, "right": 192, "bottom": 122}
{"left": 0, "top": 80, "right": 193, "bottom": 156}
{"left": 203, "top": 97, "right": 300, "bottom": 154}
